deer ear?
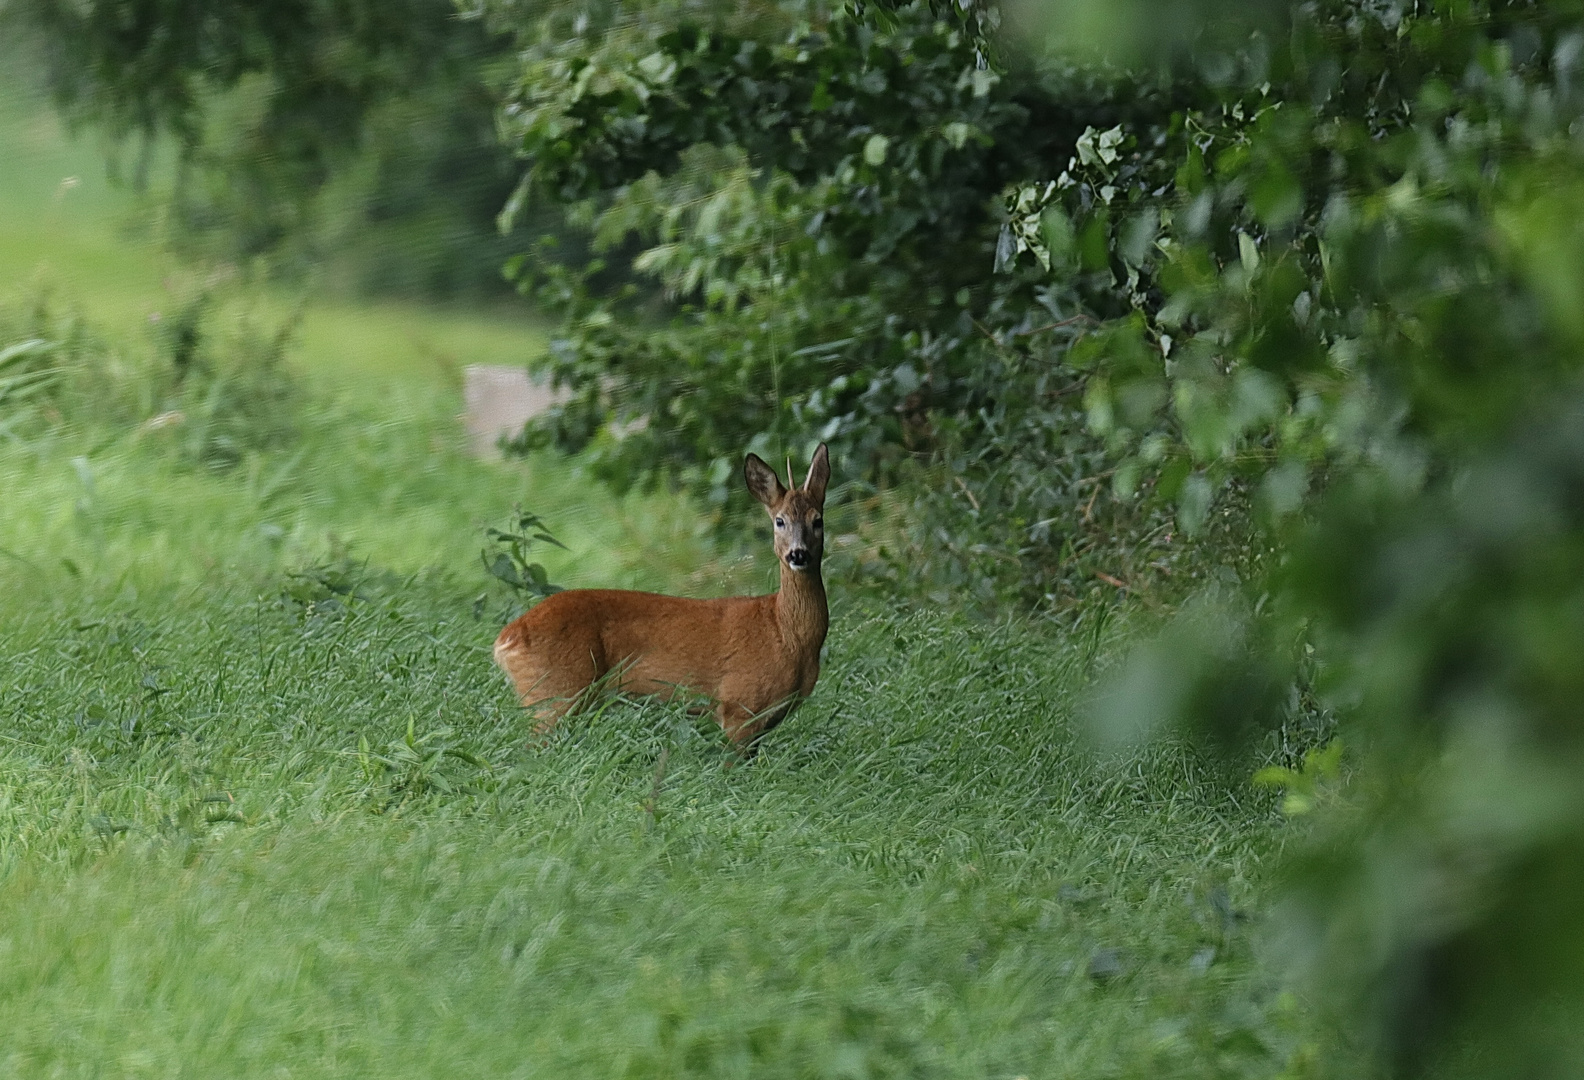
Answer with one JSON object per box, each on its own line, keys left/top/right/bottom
{"left": 743, "top": 453, "right": 786, "bottom": 508}
{"left": 803, "top": 443, "right": 830, "bottom": 504}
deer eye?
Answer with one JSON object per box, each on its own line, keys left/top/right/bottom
{"left": 774, "top": 517, "right": 785, "bottom": 528}
{"left": 813, "top": 517, "right": 823, "bottom": 529}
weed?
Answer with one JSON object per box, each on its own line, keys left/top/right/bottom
{"left": 280, "top": 555, "right": 393, "bottom": 618}
{"left": 0, "top": 288, "right": 302, "bottom": 469}
{"left": 478, "top": 504, "right": 566, "bottom": 620}
{"left": 356, "top": 715, "right": 494, "bottom": 808}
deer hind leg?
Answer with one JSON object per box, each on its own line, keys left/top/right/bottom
{"left": 494, "top": 640, "right": 594, "bottom": 738}
{"left": 526, "top": 693, "right": 582, "bottom": 738}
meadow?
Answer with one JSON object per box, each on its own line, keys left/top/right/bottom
{"left": 0, "top": 59, "right": 1320, "bottom": 1079}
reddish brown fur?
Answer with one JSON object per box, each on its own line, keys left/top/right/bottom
{"left": 494, "top": 444, "right": 831, "bottom": 749}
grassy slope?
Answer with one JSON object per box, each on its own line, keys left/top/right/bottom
{"left": 0, "top": 55, "right": 1320, "bottom": 1080}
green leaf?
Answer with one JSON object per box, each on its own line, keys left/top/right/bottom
{"left": 1176, "top": 472, "right": 1213, "bottom": 536}
{"left": 1257, "top": 461, "right": 1308, "bottom": 520}
{"left": 941, "top": 121, "right": 973, "bottom": 149}
{"left": 1250, "top": 164, "right": 1302, "bottom": 229}
{"left": 485, "top": 553, "right": 522, "bottom": 587}
{"left": 1156, "top": 457, "right": 1191, "bottom": 500}
{"left": 1119, "top": 210, "right": 1159, "bottom": 266}
{"left": 1078, "top": 214, "right": 1111, "bottom": 272}
{"left": 1237, "top": 232, "right": 1260, "bottom": 272}
{"left": 1040, "top": 207, "right": 1077, "bottom": 270}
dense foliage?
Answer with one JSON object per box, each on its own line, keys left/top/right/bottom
{"left": 488, "top": 0, "right": 1164, "bottom": 600}
{"left": 485, "top": 0, "right": 1583, "bottom": 579}
{"left": 1269, "top": 391, "right": 1584, "bottom": 1077}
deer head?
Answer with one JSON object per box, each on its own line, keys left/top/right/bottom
{"left": 744, "top": 444, "right": 830, "bottom": 574}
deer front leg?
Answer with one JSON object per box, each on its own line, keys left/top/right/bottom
{"left": 527, "top": 695, "right": 578, "bottom": 738}
{"left": 718, "top": 700, "right": 758, "bottom": 747}
{"left": 718, "top": 696, "right": 799, "bottom": 760}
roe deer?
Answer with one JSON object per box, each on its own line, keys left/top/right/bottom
{"left": 494, "top": 443, "right": 831, "bottom": 750}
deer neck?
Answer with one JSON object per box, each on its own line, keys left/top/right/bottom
{"left": 775, "top": 561, "right": 828, "bottom": 655}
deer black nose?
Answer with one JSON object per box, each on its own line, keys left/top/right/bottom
{"left": 786, "top": 548, "right": 809, "bottom": 569}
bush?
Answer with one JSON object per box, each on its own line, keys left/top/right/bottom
{"left": 483, "top": 0, "right": 1584, "bottom": 595}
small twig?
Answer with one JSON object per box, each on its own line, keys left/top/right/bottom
{"left": 1074, "top": 469, "right": 1117, "bottom": 488}
{"left": 953, "top": 475, "right": 981, "bottom": 512}
{"left": 970, "top": 313, "right": 1098, "bottom": 357}
{"left": 641, "top": 746, "right": 671, "bottom": 832}
{"left": 969, "top": 316, "right": 1005, "bottom": 350}
{"left": 1096, "top": 571, "right": 1130, "bottom": 590}
{"left": 1014, "top": 314, "right": 1099, "bottom": 337}
{"left": 1081, "top": 484, "right": 1100, "bottom": 524}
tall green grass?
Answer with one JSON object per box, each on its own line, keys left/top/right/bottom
{"left": 0, "top": 577, "right": 1305, "bottom": 1077}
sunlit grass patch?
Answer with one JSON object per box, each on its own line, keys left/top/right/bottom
{"left": 0, "top": 384, "right": 755, "bottom": 603}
